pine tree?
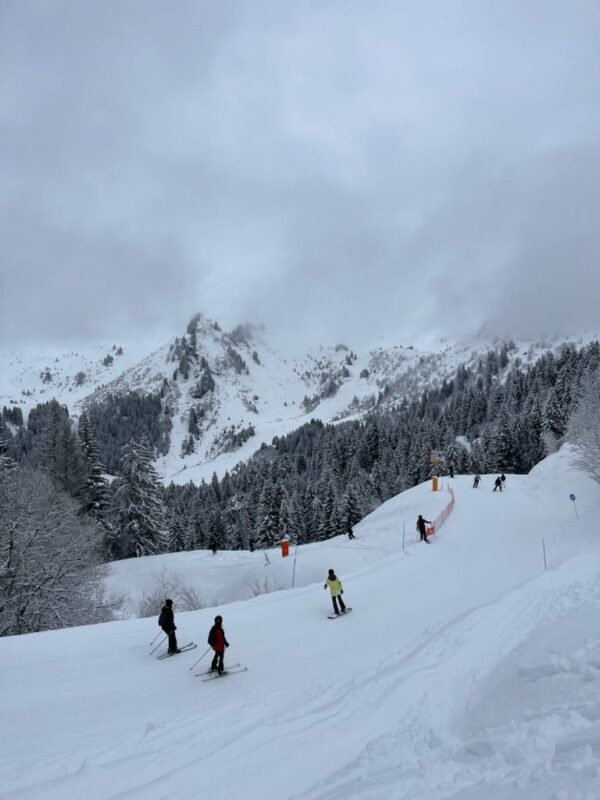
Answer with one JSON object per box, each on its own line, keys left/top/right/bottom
{"left": 0, "top": 420, "right": 14, "bottom": 478}
{"left": 526, "top": 397, "right": 545, "bottom": 467}
{"left": 316, "top": 477, "right": 338, "bottom": 540}
{"left": 254, "top": 482, "right": 280, "bottom": 548}
{"left": 78, "top": 411, "right": 110, "bottom": 522}
{"left": 208, "top": 507, "right": 227, "bottom": 552}
{"left": 339, "top": 483, "right": 362, "bottom": 529}
{"left": 568, "top": 366, "right": 600, "bottom": 484}
{"left": 543, "top": 382, "right": 569, "bottom": 442}
{"left": 30, "top": 401, "right": 86, "bottom": 499}
{"left": 111, "top": 439, "right": 168, "bottom": 559}
{"left": 444, "top": 435, "right": 460, "bottom": 476}
{"left": 492, "top": 408, "right": 519, "bottom": 472}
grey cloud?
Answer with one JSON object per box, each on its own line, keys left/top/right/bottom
{"left": 1, "top": 1, "right": 599, "bottom": 348}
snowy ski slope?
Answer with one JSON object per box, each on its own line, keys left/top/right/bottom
{"left": 1, "top": 447, "right": 599, "bottom": 799}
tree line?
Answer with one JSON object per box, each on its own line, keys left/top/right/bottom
{"left": 2, "top": 340, "right": 599, "bottom": 600}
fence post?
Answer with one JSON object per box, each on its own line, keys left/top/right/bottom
{"left": 402, "top": 521, "right": 406, "bottom": 551}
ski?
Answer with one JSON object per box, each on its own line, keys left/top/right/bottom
{"left": 201, "top": 667, "right": 248, "bottom": 682}
{"left": 327, "top": 608, "right": 353, "bottom": 620}
{"left": 156, "top": 642, "right": 197, "bottom": 660}
{"left": 195, "top": 662, "right": 240, "bottom": 678}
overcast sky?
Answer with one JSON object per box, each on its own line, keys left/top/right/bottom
{"left": 1, "top": 1, "right": 599, "bottom": 350}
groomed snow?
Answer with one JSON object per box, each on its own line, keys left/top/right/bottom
{"left": 1, "top": 447, "right": 599, "bottom": 799}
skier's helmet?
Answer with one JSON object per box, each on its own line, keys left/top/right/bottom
{"left": 165, "top": 599, "right": 173, "bottom": 607}
{"left": 215, "top": 615, "right": 223, "bottom": 623}
{"left": 328, "top": 569, "right": 335, "bottom": 576}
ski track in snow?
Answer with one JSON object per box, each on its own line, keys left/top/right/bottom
{"left": 1, "top": 449, "right": 600, "bottom": 799}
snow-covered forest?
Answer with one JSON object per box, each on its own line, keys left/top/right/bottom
{"left": 2, "top": 337, "right": 600, "bottom": 635}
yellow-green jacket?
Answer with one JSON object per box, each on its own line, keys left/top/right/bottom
{"left": 324, "top": 576, "right": 343, "bottom": 597}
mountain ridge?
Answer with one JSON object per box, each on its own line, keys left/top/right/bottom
{"left": 2, "top": 313, "right": 598, "bottom": 484}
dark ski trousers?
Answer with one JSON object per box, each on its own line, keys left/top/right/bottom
{"left": 163, "top": 628, "right": 178, "bottom": 652}
{"left": 493, "top": 484, "right": 502, "bottom": 492}
{"left": 419, "top": 530, "right": 429, "bottom": 542}
{"left": 211, "top": 651, "right": 224, "bottom": 673}
{"left": 332, "top": 595, "right": 346, "bottom": 614}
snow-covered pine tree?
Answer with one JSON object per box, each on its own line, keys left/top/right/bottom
{"left": 0, "top": 421, "right": 14, "bottom": 478}
{"left": 568, "top": 366, "right": 600, "bottom": 484}
{"left": 492, "top": 407, "right": 519, "bottom": 473}
{"left": 316, "top": 476, "right": 338, "bottom": 541}
{"left": 542, "top": 378, "right": 570, "bottom": 447}
{"left": 208, "top": 507, "right": 227, "bottom": 552}
{"left": 78, "top": 411, "right": 110, "bottom": 522}
{"left": 254, "top": 481, "right": 280, "bottom": 548}
{"left": 526, "top": 396, "right": 545, "bottom": 466}
{"left": 444, "top": 434, "right": 460, "bottom": 476}
{"left": 30, "top": 400, "right": 86, "bottom": 500}
{"left": 111, "top": 438, "right": 168, "bottom": 559}
{"left": 339, "top": 482, "right": 362, "bottom": 530}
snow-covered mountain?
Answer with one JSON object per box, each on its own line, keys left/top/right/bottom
{"left": 1, "top": 448, "right": 599, "bottom": 799}
{"left": 1, "top": 314, "right": 597, "bottom": 483}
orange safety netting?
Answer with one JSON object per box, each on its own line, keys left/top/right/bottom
{"left": 426, "top": 486, "right": 455, "bottom": 538}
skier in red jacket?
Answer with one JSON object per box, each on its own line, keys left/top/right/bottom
{"left": 207, "top": 615, "right": 229, "bottom": 675}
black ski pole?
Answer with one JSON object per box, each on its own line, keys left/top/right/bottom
{"left": 150, "top": 630, "right": 162, "bottom": 646}
{"left": 189, "top": 646, "right": 212, "bottom": 671}
{"left": 150, "top": 635, "right": 167, "bottom": 655}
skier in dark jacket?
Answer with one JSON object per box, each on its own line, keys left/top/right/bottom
{"left": 501, "top": 473, "right": 506, "bottom": 486}
{"left": 158, "top": 599, "right": 180, "bottom": 654}
{"left": 493, "top": 476, "right": 503, "bottom": 492}
{"left": 472, "top": 474, "right": 481, "bottom": 488}
{"left": 208, "top": 615, "right": 229, "bottom": 675}
{"left": 347, "top": 525, "right": 356, "bottom": 540}
{"left": 416, "top": 514, "right": 432, "bottom": 543}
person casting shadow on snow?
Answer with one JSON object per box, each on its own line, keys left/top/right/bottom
{"left": 208, "top": 615, "right": 229, "bottom": 674}
{"left": 324, "top": 569, "right": 347, "bottom": 615}
{"left": 158, "top": 599, "right": 180, "bottom": 654}
{"left": 493, "top": 476, "right": 503, "bottom": 492}
{"left": 417, "top": 514, "right": 432, "bottom": 543}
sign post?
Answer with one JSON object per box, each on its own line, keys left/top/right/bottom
{"left": 429, "top": 449, "right": 444, "bottom": 492}
{"left": 570, "top": 493, "right": 579, "bottom": 520}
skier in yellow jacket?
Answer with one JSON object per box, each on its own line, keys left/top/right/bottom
{"left": 324, "top": 568, "right": 347, "bottom": 615}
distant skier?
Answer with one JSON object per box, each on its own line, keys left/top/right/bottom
{"left": 208, "top": 615, "right": 229, "bottom": 675}
{"left": 493, "top": 476, "right": 503, "bottom": 492}
{"left": 472, "top": 473, "right": 481, "bottom": 488}
{"left": 501, "top": 473, "right": 506, "bottom": 486}
{"left": 347, "top": 525, "right": 356, "bottom": 540}
{"left": 158, "top": 599, "right": 180, "bottom": 654}
{"left": 417, "top": 514, "right": 432, "bottom": 543}
{"left": 449, "top": 466, "right": 455, "bottom": 478}
{"left": 324, "top": 569, "right": 347, "bottom": 615}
